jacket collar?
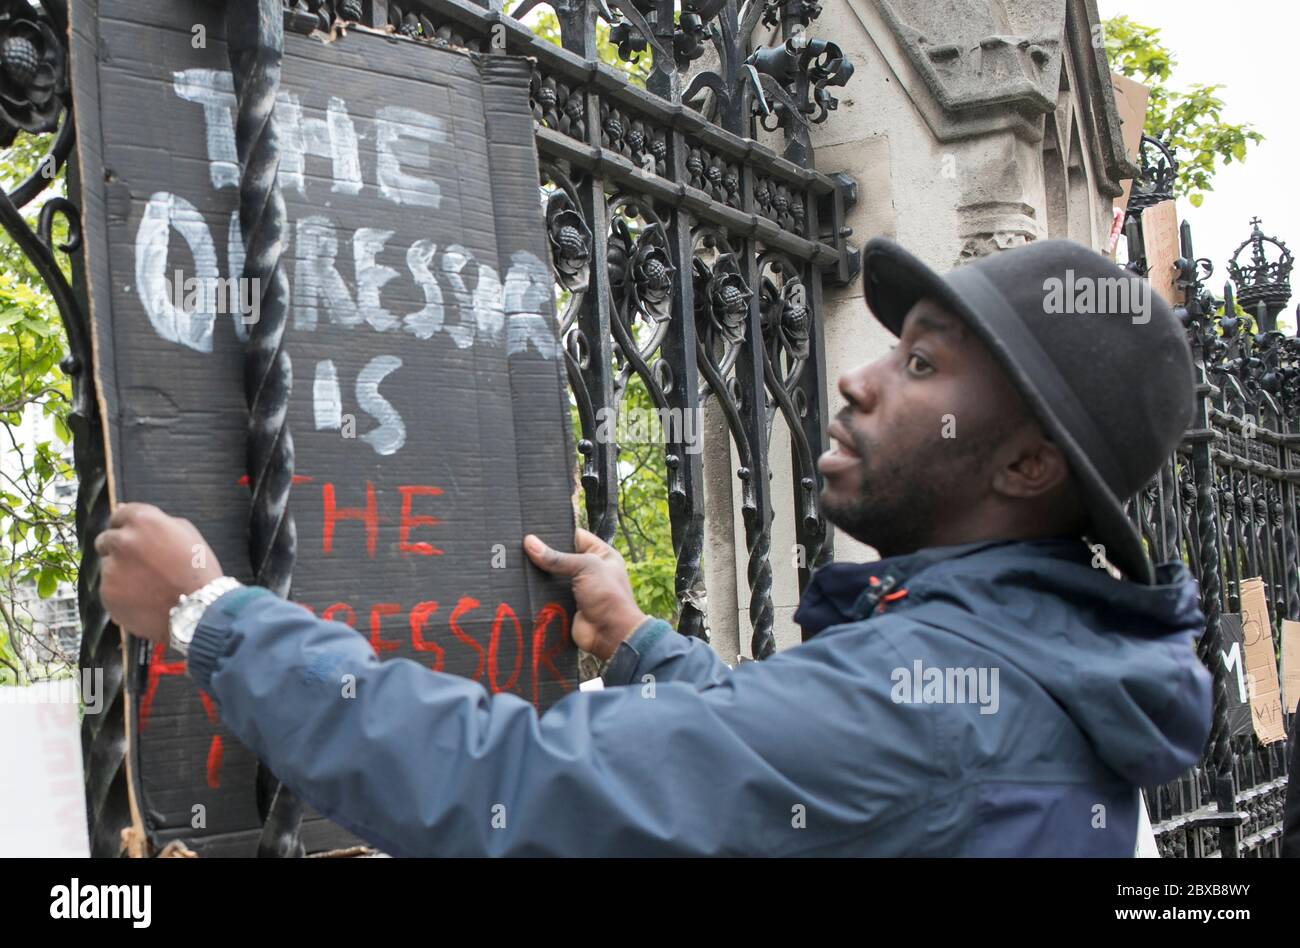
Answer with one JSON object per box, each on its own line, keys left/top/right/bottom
{"left": 793, "top": 537, "right": 1077, "bottom": 637}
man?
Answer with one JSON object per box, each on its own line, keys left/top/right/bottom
{"left": 98, "top": 238, "right": 1212, "bottom": 856}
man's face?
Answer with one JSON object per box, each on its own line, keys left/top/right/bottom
{"left": 818, "top": 297, "right": 1032, "bottom": 555}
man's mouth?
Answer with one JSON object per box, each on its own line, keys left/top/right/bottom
{"left": 818, "top": 420, "right": 861, "bottom": 475}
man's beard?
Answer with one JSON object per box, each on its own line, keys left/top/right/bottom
{"left": 820, "top": 414, "right": 999, "bottom": 556}
{"left": 821, "top": 432, "right": 945, "bottom": 556}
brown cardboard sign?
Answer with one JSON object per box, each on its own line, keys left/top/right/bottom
{"left": 1140, "top": 201, "right": 1181, "bottom": 307}
{"left": 1282, "top": 619, "right": 1300, "bottom": 715}
{"left": 1111, "top": 72, "right": 1150, "bottom": 213}
{"left": 72, "top": 0, "right": 577, "bottom": 854}
{"left": 1238, "top": 578, "right": 1286, "bottom": 744}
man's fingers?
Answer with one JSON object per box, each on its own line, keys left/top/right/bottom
{"left": 109, "top": 501, "right": 161, "bottom": 529}
{"left": 573, "top": 528, "right": 607, "bottom": 555}
{"left": 524, "top": 534, "right": 588, "bottom": 577}
{"left": 575, "top": 527, "right": 625, "bottom": 565}
{"left": 93, "top": 529, "right": 120, "bottom": 557}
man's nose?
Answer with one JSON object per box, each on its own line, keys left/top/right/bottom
{"left": 838, "top": 360, "right": 881, "bottom": 415}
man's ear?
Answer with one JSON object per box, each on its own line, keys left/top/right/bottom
{"left": 991, "top": 437, "right": 1072, "bottom": 500}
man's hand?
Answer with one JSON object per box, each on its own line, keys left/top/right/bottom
{"left": 96, "top": 503, "right": 223, "bottom": 645}
{"left": 524, "top": 529, "right": 646, "bottom": 662}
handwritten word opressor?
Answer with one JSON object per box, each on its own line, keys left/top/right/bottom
{"left": 138, "top": 595, "right": 571, "bottom": 790}
{"left": 299, "top": 596, "right": 571, "bottom": 708}
{"left": 140, "top": 597, "right": 570, "bottom": 728}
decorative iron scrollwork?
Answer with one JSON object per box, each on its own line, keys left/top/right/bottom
{"left": 284, "top": 0, "right": 364, "bottom": 32}
{"left": 746, "top": 30, "right": 852, "bottom": 131}
{"left": 691, "top": 228, "right": 774, "bottom": 657}
{"left": 699, "top": 252, "right": 751, "bottom": 348}
{"left": 1228, "top": 217, "right": 1293, "bottom": 330}
{"left": 692, "top": 235, "right": 746, "bottom": 396}
{"left": 531, "top": 67, "right": 587, "bottom": 140}
{"left": 759, "top": 253, "right": 823, "bottom": 568}
{"left": 1126, "top": 134, "right": 1178, "bottom": 218}
{"left": 546, "top": 188, "right": 593, "bottom": 294}
{"left": 609, "top": 213, "right": 675, "bottom": 326}
{"left": 0, "top": 0, "right": 67, "bottom": 146}
{"left": 754, "top": 173, "right": 805, "bottom": 236}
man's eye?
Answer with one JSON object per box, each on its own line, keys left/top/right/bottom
{"left": 906, "top": 353, "right": 932, "bottom": 374}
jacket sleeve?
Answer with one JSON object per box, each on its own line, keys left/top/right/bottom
{"left": 600, "top": 617, "right": 732, "bottom": 690}
{"left": 188, "top": 587, "right": 947, "bottom": 857}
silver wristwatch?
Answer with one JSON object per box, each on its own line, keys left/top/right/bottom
{"left": 169, "top": 576, "right": 244, "bottom": 656}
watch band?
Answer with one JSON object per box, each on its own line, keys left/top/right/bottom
{"left": 169, "top": 576, "right": 244, "bottom": 656}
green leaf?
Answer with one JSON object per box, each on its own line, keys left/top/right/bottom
{"left": 37, "top": 568, "right": 57, "bottom": 598}
{"left": 1107, "top": 15, "right": 1261, "bottom": 202}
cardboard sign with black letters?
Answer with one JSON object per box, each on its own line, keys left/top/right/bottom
{"left": 1239, "top": 577, "right": 1286, "bottom": 744}
{"left": 71, "top": 0, "right": 577, "bottom": 855}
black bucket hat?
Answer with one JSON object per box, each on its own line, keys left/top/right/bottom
{"left": 860, "top": 237, "right": 1196, "bottom": 585}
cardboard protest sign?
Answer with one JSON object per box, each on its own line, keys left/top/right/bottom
{"left": 1283, "top": 619, "right": 1300, "bottom": 715}
{"left": 1111, "top": 72, "right": 1149, "bottom": 216}
{"left": 1217, "top": 614, "right": 1254, "bottom": 739}
{"left": 1238, "top": 578, "right": 1286, "bottom": 744}
{"left": 72, "top": 0, "right": 577, "bottom": 854}
{"left": 1140, "top": 201, "right": 1180, "bottom": 307}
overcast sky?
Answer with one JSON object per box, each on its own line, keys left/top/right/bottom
{"left": 1096, "top": 0, "right": 1296, "bottom": 320}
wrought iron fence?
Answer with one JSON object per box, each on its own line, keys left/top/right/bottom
{"left": 0, "top": 0, "right": 858, "bottom": 855}
{"left": 1124, "top": 135, "right": 1295, "bottom": 857}
{"left": 10, "top": 0, "right": 1289, "bottom": 861}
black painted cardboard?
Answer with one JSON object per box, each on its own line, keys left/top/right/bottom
{"left": 1218, "top": 614, "right": 1254, "bottom": 740}
{"left": 71, "top": 0, "right": 577, "bottom": 855}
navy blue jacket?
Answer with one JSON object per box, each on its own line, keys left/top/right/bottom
{"left": 188, "top": 537, "right": 1212, "bottom": 856}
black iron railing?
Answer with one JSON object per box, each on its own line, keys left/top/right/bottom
{"left": 18, "top": 0, "right": 1286, "bottom": 861}
{"left": 1124, "top": 143, "right": 1295, "bottom": 856}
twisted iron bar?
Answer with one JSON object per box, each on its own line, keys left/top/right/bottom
{"left": 602, "top": 197, "right": 711, "bottom": 640}
{"left": 691, "top": 308, "right": 773, "bottom": 658}
{"left": 689, "top": 233, "right": 775, "bottom": 658}
{"left": 1190, "top": 439, "right": 1241, "bottom": 855}
{"left": 227, "top": 0, "right": 303, "bottom": 859}
{"left": 757, "top": 255, "right": 825, "bottom": 575}
{"left": 1178, "top": 264, "right": 1242, "bottom": 855}
{"left": 742, "top": 501, "right": 774, "bottom": 658}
